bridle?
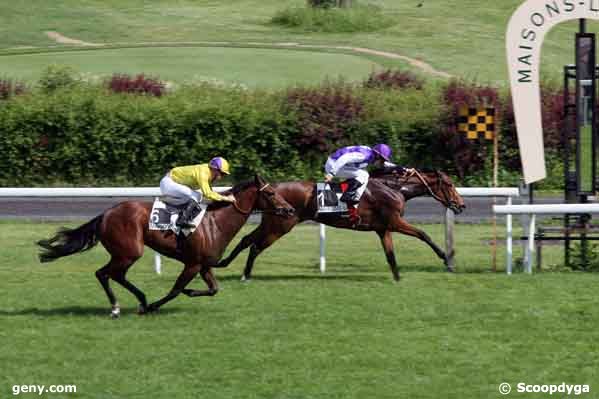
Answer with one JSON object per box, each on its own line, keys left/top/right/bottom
{"left": 232, "top": 183, "right": 291, "bottom": 216}
{"left": 409, "top": 169, "right": 452, "bottom": 207}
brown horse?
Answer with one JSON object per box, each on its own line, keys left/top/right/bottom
{"left": 216, "top": 169, "right": 465, "bottom": 281}
{"left": 37, "top": 175, "right": 295, "bottom": 317}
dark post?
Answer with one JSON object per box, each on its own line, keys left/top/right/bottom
{"left": 575, "top": 30, "right": 596, "bottom": 196}
{"left": 561, "top": 20, "right": 598, "bottom": 267}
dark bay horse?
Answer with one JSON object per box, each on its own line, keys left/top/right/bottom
{"left": 37, "top": 175, "right": 294, "bottom": 317}
{"left": 216, "top": 169, "right": 465, "bottom": 281}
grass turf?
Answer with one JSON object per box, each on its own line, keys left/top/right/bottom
{"left": 1, "top": 220, "right": 598, "bottom": 398}
{"left": 0, "top": 46, "right": 381, "bottom": 88}
{"left": 2, "top": 0, "right": 598, "bottom": 85}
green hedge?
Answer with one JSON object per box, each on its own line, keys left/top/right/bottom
{"left": 0, "top": 79, "right": 562, "bottom": 188}
{"left": 0, "top": 83, "right": 449, "bottom": 186}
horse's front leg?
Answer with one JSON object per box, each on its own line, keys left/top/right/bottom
{"left": 390, "top": 215, "right": 453, "bottom": 272}
{"left": 144, "top": 264, "right": 201, "bottom": 313}
{"left": 214, "top": 227, "right": 263, "bottom": 268}
{"left": 182, "top": 267, "right": 219, "bottom": 297}
{"left": 376, "top": 230, "right": 400, "bottom": 281}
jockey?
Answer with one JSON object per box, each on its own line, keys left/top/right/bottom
{"left": 160, "top": 157, "right": 236, "bottom": 229}
{"left": 324, "top": 144, "right": 395, "bottom": 224}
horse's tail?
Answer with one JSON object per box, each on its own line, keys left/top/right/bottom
{"left": 37, "top": 215, "right": 103, "bottom": 263}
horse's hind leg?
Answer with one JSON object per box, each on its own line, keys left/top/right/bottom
{"left": 183, "top": 267, "right": 219, "bottom": 297}
{"left": 95, "top": 263, "right": 120, "bottom": 318}
{"left": 377, "top": 230, "right": 400, "bottom": 282}
{"left": 110, "top": 260, "right": 147, "bottom": 314}
{"left": 145, "top": 264, "right": 201, "bottom": 313}
{"left": 390, "top": 216, "right": 453, "bottom": 272}
{"left": 96, "top": 256, "right": 145, "bottom": 317}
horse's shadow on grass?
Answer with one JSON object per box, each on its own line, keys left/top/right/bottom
{"left": 216, "top": 263, "right": 487, "bottom": 282}
{"left": 218, "top": 273, "right": 389, "bottom": 283}
{"left": 0, "top": 306, "right": 185, "bottom": 317}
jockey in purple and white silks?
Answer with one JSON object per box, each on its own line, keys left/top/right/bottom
{"left": 324, "top": 144, "right": 395, "bottom": 224}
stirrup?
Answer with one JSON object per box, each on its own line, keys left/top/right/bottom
{"left": 176, "top": 201, "right": 200, "bottom": 229}
{"left": 177, "top": 220, "right": 196, "bottom": 229}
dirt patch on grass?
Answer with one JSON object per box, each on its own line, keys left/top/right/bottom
{"left": 45, "top": 31, "right": 101, "bottom": 46}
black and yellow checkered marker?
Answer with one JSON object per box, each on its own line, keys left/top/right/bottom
{"left": 458, "top": 106, "right": 495, "bottom": 140}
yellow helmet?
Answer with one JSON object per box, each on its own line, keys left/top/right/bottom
{"left": 209, "top": 157, "right": 231, "bottom": 175}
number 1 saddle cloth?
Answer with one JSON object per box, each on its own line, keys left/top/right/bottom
{"left": 316, "top": 182, "right": 350, "bottom": 215}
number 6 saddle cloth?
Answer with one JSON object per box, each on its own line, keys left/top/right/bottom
{"left": 148, "top": 198, "right": 207, "bottom": 236}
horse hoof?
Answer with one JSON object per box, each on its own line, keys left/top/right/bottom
{"left": 110, "top": 307, "right": 121, "bottom": 318}
{"left": 240, "top": 275, "right": 251, "bottom": 283}
{"left": 143, "top": 304, "right": 159, "bottom": 314}
{"left": 137, "top": 304, "right": 148, "bottom": 315}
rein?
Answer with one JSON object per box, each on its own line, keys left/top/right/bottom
{"left": 233, "top": 201, "right": 252, "bottom": 215}
{"left": 410, "top": 169, "right": 447, "bottom": 204}
{"left": 231, "top": 183, "right": 274, "bottom": 215}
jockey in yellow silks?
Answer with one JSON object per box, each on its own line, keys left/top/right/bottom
{"left": 160, "top": 157, "right": 236, "bottom": 229}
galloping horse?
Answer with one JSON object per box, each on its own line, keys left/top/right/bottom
{"left": 216, "top": 169, "right": 465, "bottom": 281}
{"left": 37, "top": 175, "right": 295, "bottom": 316}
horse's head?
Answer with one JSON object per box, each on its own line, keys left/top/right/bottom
{"left": 373, "top": 167, "right": 465, "bottom": 214}
{"left": 253, "top": 175, "right": 295, "bottom": 217}
{"left": 427, "top": 171, "right": 465, "bottom": 214}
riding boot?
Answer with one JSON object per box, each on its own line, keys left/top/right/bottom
{"left": 339, "top": 178, "right": 362, "bottom": 204}
{"left": 176, "top": 200, "right": 201, "bottom": 229}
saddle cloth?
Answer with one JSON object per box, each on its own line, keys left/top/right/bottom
{"left": 148, "top": 198, "right": 207, "bottom": 236}
{"left": 316, "top": 182, "right": 350, "bottom": 214}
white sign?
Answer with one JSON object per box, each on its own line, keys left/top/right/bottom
{"left": 506, "top": 0, "right": 599, "bottom": 183}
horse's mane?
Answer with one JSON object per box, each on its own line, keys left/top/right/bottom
{"left": 206, "top": 180, "right": 255, "bottom": 211}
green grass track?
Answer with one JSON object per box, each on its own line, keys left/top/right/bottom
{"left": 1, "top": 221, "right": 598, "bottom": 398}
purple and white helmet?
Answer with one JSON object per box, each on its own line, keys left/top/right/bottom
{"left": 372, "top": 144, "right": 392, "bottom": 161}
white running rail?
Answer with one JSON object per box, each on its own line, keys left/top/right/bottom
{"left": 0, "top": 187, "right": 230, "bottom": 274}
{"left": 1, "top": 186, "right": 520, "bottom": 275}
{"left": 493, "top": 203, "right": 599, "bottom": 274}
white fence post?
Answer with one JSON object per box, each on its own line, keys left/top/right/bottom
{"left": 526, "top": 213, "right": 536, "bottom": 274}
{"left": 153, "top": 196, "right": 162, "bottom": 275}
{"left": 154, "top": 252, "right": 162, "bottom": 275}
{"left": 506, "top": 197, "right": 513, "bottom": 275}
{"left": 444, "top": 208, "right": 455, "bottom": 270}
{"left": 319, "top": 223, "right": 326, "bottom": 273}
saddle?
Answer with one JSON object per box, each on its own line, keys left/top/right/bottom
{"left": 316, "top": 181, "right": 352, "bottom": 215}
{"left": 149, "top": 198, "right": 207, "bottom": 236}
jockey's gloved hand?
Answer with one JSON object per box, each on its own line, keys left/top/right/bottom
{"left": 394, "top": 166, "right": 414, "bottom": 175}
{"left": 324, "top": 174, "right": 334, "bottom": 183}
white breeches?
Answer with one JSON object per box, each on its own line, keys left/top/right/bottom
{"left": 159, "top": 175, "right": 202, "bottom": 205}
{"left": 324, "top": 161, "right": 369, "bottom": 200}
